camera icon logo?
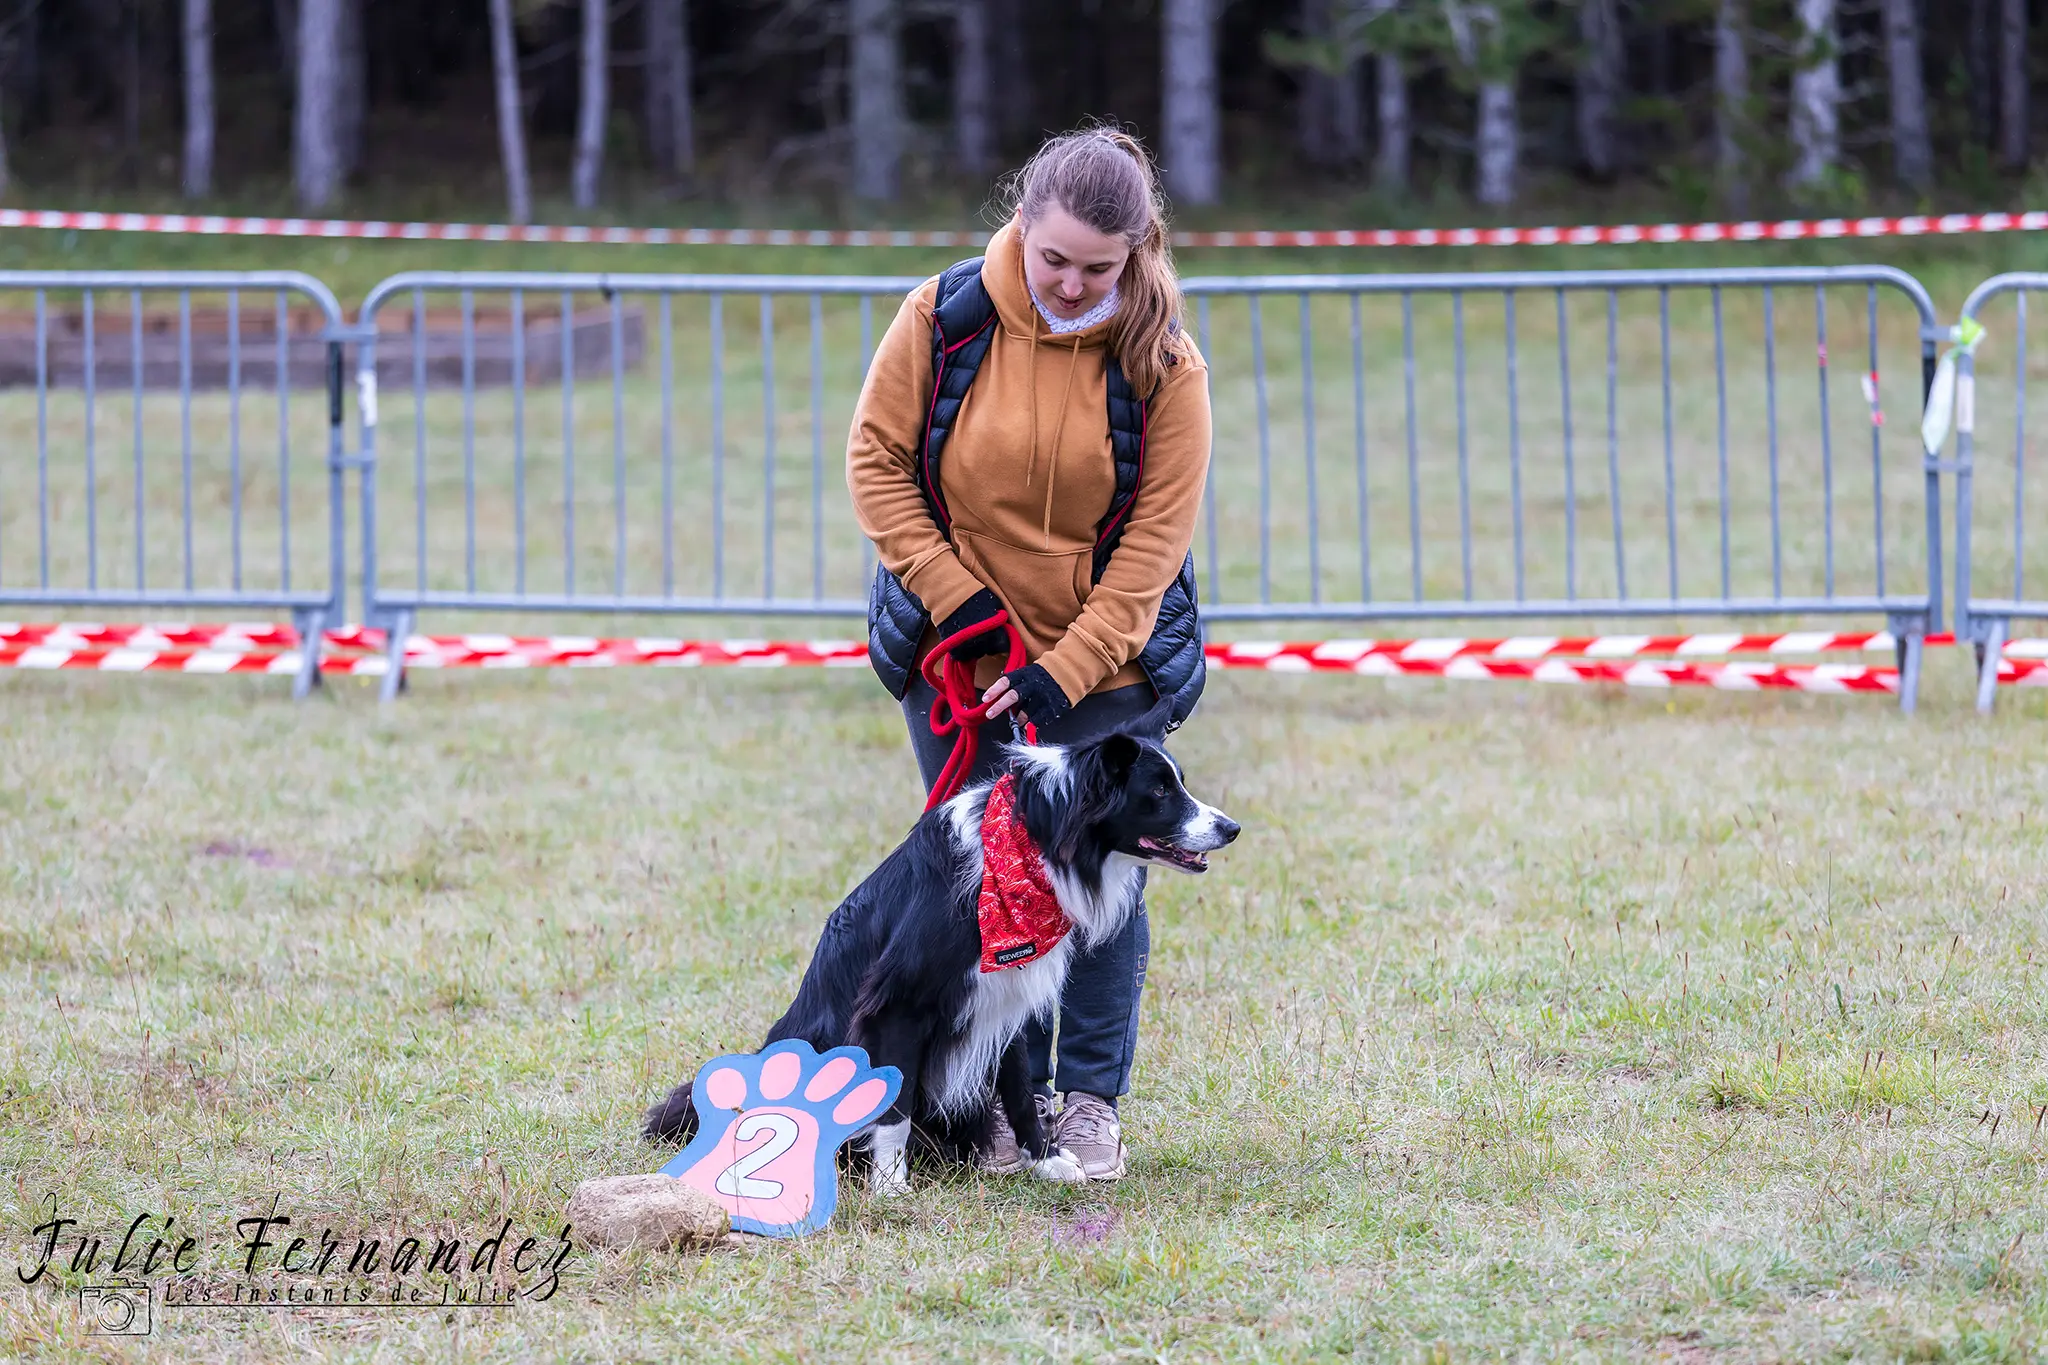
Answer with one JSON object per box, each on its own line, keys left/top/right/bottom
{"left": 78, "top": 1279, "right": 152, "bottom": 1335}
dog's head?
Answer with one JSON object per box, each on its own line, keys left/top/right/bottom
{"left": 1013, "top": 701, "right": 1240, "bottom": 877}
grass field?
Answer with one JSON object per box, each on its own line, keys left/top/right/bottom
{"left": 3, "top": 662, "right": 2047, "bottom": 1361}
{"left": 3, "top": 230, "right": 2048, "bottom": 1361}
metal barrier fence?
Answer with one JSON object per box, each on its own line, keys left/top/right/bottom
{"left": 1954, "top": 273, "right": 2048, "bottom": 710}
{"left": 347, "top": 266, "right": 1944, "bottom": 708}
{"left": 0, "top": 265, "right": 1951, "bottom": 708}
{"left": 0, "top": 271, "right": 348, "bottom": 696}
{"left": 350, "top": 271, "right": 921, "bottom": 697}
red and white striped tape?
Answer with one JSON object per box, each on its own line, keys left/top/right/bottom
{"left": 46, "top": 623, "right": 2048, "bottom": 696}
{"left": 0, "top": 642, "right": 1903, "bottom": 692}
{"left": 0, "top": 644, "right": 1903, "bottom": 692}
{"left": 7, "top": 206, "right": 2045, "bottom": 251}
{"left": 1300, "top": 655, "right": 1899, "bottom": 692}
{"left": 367, "top": 634, "right": 874, "bottom": 669}
{"left": 1201, "top": 631, "right": 1947, "bottom": 667}
{"left": 1181, "top": 212, "right": 2048, "bottom": 249}
{"left": 0, "top": 643, "right": 308, "bottom": 674}
{"left": 0, "top": 623, "right": 1982, "bottom": 695}
{"left": 0, "top": 622, "right": 298, "bottom": 651}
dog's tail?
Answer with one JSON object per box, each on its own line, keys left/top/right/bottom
{"left": 642, "top": 1080, "right": 700, "bottom": 1145}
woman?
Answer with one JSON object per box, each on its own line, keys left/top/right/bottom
{"left": 846, "top": 127, "right": 1211, "bottom": 1181}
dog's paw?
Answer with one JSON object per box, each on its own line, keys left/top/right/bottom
{"left": 1031, "top": 1148, "right": 1087, "bottom": 1184}
{"left": 868, "top": 1166, "right": 913, "bottom": 1198}
{"left": 659, "top": 1041, "right": 900, "bottom": 1237}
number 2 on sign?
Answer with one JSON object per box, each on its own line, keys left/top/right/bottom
{"left": 714, "top": 1112, "right": 801, "bottom": 1199}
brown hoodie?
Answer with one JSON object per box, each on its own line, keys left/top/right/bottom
{"left": 846, "top": 217, "right": 1211, "bottom": 704}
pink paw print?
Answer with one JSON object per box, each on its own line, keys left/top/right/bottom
{"left": 657, "top": 1040, "right": 901, "bottom": 1237}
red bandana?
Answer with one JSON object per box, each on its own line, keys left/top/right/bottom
{"left": 976, "top": 774, "right": 1070, "bottom": 973}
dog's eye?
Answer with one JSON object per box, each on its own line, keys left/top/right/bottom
{"left": 1150, "top": 784, "right": 1167, "bottom": 799}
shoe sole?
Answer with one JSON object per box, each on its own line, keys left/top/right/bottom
{"left": 1076, "top": 1150, "right": 1127, "bottom": 1181}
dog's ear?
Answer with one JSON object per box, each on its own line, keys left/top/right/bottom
{"left": 1133, "top": 690, "right": 1179, "bottom": 739}
{"left": 1047, "top": 733, "right": 1140, "bottom": 863}
{"left": 1097, "top": 731, "right": 1143, "bottom": 784}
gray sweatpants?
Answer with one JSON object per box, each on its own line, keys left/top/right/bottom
{"left": 899, "top": 675, "right": 1164, "bottom": 1101}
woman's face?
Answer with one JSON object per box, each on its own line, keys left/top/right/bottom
{"left": 1020, "top": 204, "right": 1131, "bottom": 323}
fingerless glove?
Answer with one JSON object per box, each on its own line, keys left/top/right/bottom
{"left": 1004, "top": 663, "right": 1074, "bottom": 729}
{"left": 934, "top": 588, "right": 1010, "bottom": 660}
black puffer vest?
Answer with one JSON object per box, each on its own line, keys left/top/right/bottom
{"left": 865, "top": 257, "right": 1205, "bottom": 731}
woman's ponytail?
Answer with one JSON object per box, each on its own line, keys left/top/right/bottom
{"left": 1005, "top": 126, "right": 1188, "bottom": 399}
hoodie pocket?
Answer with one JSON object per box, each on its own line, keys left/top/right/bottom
{"left": 952, "top": 528, "right": 1092, "bottom": 649}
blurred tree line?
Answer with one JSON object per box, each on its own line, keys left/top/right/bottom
{"left": 0, "top": 0, "right": 2033, "bottom": 218}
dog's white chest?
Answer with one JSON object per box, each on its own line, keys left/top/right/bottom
{"left": 965, "top": 942, "right": 1071, "bottom": 1034}
{"left": 930, "top": 939, "right": 1074, "bottom": 1114}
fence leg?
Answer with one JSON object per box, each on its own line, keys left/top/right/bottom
{"left": 290, "top": 606, "right": 327, "bottom": 700}
{"left": 1976, "top": 618, "right": 2007, "bottom": 715}
{"left": 378, "top": 609, "right": 414, "bottom": 705}
{"left": 1896, "top": 625, "right": 1923, "bottom": 715}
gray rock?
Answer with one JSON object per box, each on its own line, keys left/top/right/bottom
{"left": 567, "top": 1174, "right": 730, "bottom": 1251}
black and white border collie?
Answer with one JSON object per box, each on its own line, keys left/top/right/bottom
{"left": 644, "top": 711, "right": 1239, "bottom": 1193}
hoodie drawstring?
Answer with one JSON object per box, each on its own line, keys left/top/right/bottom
{"left": 1021, "top": 308, "right": 1087, "bottom": 550}
{"left": 1042, "top": 334, "right": 1083, "bottom": 549}
{"left": 1025, "top": 306, "right": 1041, "bottom": 490}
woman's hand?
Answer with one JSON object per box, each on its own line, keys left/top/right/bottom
{"left": 936, "top": 588, "right": 1010, "bottom": 660}
{"left": 981, "top": 675, "right": 1022, "bottom": 719}
{"left": 981, "top": 664, "right": 1072, "bottom": 729}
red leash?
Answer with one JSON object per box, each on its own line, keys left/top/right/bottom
{"left": 921, "top": 609, "right": 1037, "bottom": 811}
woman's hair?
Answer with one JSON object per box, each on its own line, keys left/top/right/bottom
{"left": 1002, "top": 127, "right": 1186, "bottom": 399}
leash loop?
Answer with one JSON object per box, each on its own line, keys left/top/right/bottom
{"left": 921, "top": 609, "right": 1033, "bottom": 812}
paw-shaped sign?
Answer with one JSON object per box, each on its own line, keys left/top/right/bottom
{"left": 656, "top": 1040, "right": 901, "bottom": 1237}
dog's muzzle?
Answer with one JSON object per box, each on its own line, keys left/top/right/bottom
{"left": 1138, "top": 808, "right": 1240, "bottom": 873}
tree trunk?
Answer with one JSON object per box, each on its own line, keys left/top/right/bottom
{"left": 293, "top": 0, "right": 343, "bottom": 209}
{"left": 642, "top": 0, "right": 694, "bottom": 185}
{"left": 1969, "top": 0, "right": 1994, "bottom": 149}
{"left": 1576, "top": 0, "right": 1622, "bottom": 180}
{"left": 672, "top": 0, "right": 698, "bottom": 180}
{"left": 1881, "top": 0, "right": 1931, "bottom": 191}
{"left": 1714, "top": 0, "right": 1749, "bottom": 213}
{"left": 1161, "top": 0, "right": 1221, "bottom": 205}
{"left": 1298, "top": 0, "right": 1334, "bottom": 166}
{"left": 1474, "top": 79, "right": 1517, "bottom": 206}
{"left": 1370, "top": 0, "right": 1407, "bottom": 193}
{"left": 489, "top": 0, "right": 532, "bottom": 223}
{"left": 572, "top": 0, "right": 610, "bottom": 209}
{"left": 954, "top": 0, "right": 994, "bottom": 179}
{"left": 2002, "top": 0, "right": 2028, "bottom": 170}
{"left": 1293, "top": 0, "right": 1363, "bottom": 168}
{"left": 1331, "top": 57, "right": 1364, "bottom": 164}
{"left": 644, "top": 0, "right": 671, "bottom": 174}
{"left": 991, "top": 0, "right": 1032, "bottom": 147}
{"left": 1447, "top": 2, "right": 1517, "bottom": 206}
{"left": 1646, "top": 11, "right": 1671, "bottom": 97}
{"left": 849, "top": 0, "right": 904, "bottom": 202}
{"left": 182, "top": 0, "right": 214, "bottom": 197}
{"left": 1786, "top": 0, "right": 1838, "bottom": 191}
{"left": 337, "top": 0, "right": 365, "bottom": 178}
{"left": 121, "top": 0, "right": 141, "bottom": 186}
{"left": 17, "top": 0, "right": 40, "bottom": 134}
{"left": 272, "top": 0, "right": 296, "bottom": 95}
{"left": 1373, "top": 51, "right": 1408, "bottom": 191}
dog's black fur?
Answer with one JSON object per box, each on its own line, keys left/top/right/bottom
{"left": 643, "top": 704, "right": 1238, "bottom": 1188}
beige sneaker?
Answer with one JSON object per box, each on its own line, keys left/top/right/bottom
{"left": 1053, "top": 1092, "right": 1127, "bottom": 1181}
{"left": 977, "top": 1093, "right": 1056, "bottom": 1174}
